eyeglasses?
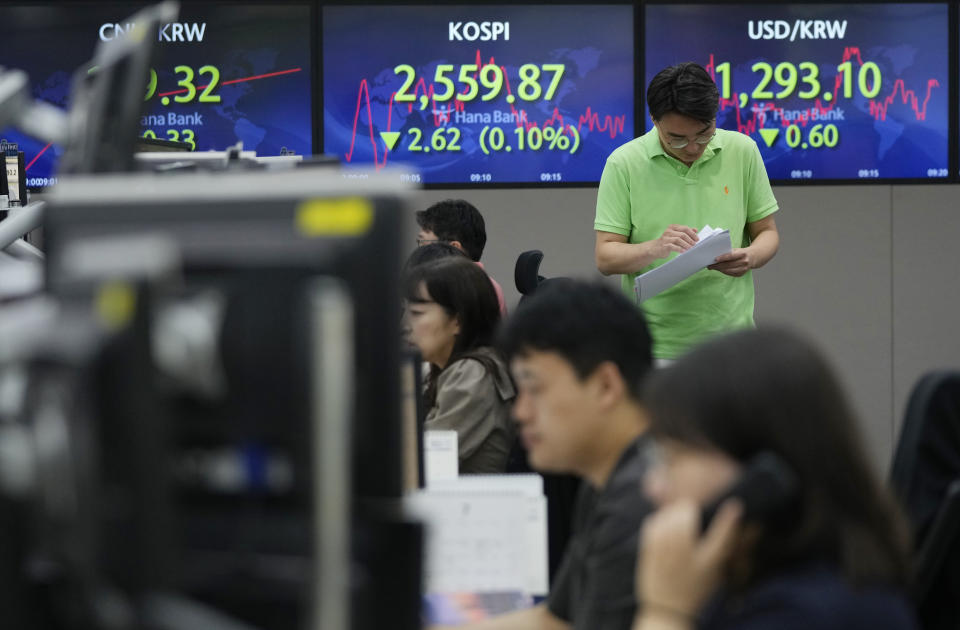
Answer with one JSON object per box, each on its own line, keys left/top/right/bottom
{"left": 656, "top": 123, "right": 716, "bottom": 149}
{"left": 416, "top": 238, "right": 443, "bottom": 247}
{"left": 663, "top": 132, "right": 715, "bottom": 150}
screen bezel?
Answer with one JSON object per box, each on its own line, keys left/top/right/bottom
{"left": 318, "top": 0, "right": 640, "bottom": 189}
{"left": 640, "top": 0, "right": 958, "bottom": 186}
{"left": 0, "top": 0, "right": 316, "bottom": 193}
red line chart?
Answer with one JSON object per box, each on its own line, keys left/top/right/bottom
{"left": 704, "top": 49, "right": 940, "bottom": 136}
{"left": 343, "top": 49, "right": 628, "bottom": 168}
{"left": 24, "top": 67, "right": 304, "bottom": 172}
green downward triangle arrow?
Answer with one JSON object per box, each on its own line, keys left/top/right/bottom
{"left": 380, "top": 131, "right": 401, "bottom": 151}
{"left": 759, "top": 128, "right": 780, "bottom": 148}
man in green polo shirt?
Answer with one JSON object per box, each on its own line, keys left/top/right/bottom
{"left": 595, "top": 62, "right": 780, "bottom": 360}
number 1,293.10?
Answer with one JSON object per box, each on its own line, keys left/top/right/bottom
{"left": 714, "top": 61, "right": 881, "bottom": 101}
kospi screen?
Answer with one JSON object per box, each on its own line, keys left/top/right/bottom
{"left": 644, "top": 3, "right": 950, "bottom": 182}
{"left": 322, "top": 5, "right": 635, "bottom": 186}
{"left": 0, "top": 3, "right": 312, "bottom": 189}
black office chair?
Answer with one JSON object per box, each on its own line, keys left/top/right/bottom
{"left": 515, "top": 249, "right": 570, "bottom": 304}
{"left": 510, "top": 250, "right": 580, "bottom": 584}
{"left": 506, "top": 248, "right": 546, "bottom": 474}
{"left": 890, "top": 370, "right": 960, "bottom": 630}
{"left": 515, "top": 249, "right": 546, "bottom": 303}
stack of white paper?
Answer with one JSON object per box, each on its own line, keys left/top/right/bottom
{"left": 424, "top": 430, "right": 459, "bottom": 483}
{"left": 634, "top": 224, "right": 732, "bottom": 303}
{"left": 405, "top": 473, "right": 549, "bottom": 596}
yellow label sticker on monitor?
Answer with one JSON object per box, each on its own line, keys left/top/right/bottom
{"left": 295, "top": 198, "right": 373, "bottom": 237}
{"left": 96, "top": 282, "right": 136, "bottom": 329}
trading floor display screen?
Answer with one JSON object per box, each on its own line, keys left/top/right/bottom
{"left": 0, "top": 3, "right": 313, "bottom": 189}
{"left": 322, "top": 4, "right": 635, "bottom": 186}
{"left": 644, "top": 3, "right": 950, "bottom": 182}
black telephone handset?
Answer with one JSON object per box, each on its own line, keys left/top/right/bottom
{"left": 700, "top": 451, "right": 799, "bottom": 533}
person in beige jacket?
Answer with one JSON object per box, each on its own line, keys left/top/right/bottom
{"left": 403, "top": 257, "right": 516, "bottom": 474}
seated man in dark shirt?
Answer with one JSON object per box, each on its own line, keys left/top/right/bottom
{"left": 432, "top": 281, "right": 656, "bottom": 630}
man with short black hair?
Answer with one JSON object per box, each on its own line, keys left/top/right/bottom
{"left": 433, "top": 281, "right": 655, "bottom": 630}
{"left": 416, "top": 199, "right": 506, "bottom": 314}
{"left": 595, "top": 62, "right": 780, "bottom": 361}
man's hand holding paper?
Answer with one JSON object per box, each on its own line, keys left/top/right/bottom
{"left": 633, "top": 224, "right": 732, "bottom": 303}
{"left": 708, "top": 248, "right": 753, "bottom": 277}
{"left": 651, "top": 224, "right": 699, "bottom": 259}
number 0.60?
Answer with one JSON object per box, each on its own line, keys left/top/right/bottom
{"left": 785, "top": 123, "right": 838, "bottom": 148}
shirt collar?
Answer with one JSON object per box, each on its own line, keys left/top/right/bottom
{"left": 598, "top": 432, "right": 652, "bottom": 492}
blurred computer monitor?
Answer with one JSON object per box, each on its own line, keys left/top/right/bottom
{"left": 40, "top": 167, "right": 421, "bottom": 630}
{"left": 59, "top": 1, "right": 178, "bottom": 175}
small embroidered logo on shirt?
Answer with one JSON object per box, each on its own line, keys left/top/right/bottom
{"left": 724, "top": 185, "right": 729, "bottom": 195}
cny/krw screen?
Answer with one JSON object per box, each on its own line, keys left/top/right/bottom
{"left": 0, "top": 3, "right": 312, "bottom": 189}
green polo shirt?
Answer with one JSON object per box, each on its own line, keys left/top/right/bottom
{"left": 595, "top": 128, "right": 778, "bottom": 359}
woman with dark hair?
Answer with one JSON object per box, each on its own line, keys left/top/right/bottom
{"left": 631, "top": 327, "right": 917, "bottom": 630}
{"left": 403, "top": 257, "right": 515, "bottom": 474}
{"left": 403, "top": 241, "right": 469, "bottom": 271}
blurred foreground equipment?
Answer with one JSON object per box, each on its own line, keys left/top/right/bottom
{"left": 0, "top": 167, "right": 422, "bottom": 630}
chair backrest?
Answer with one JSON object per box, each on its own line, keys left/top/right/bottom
{"left": 890, "top": 370, "right": 960, "bottom": 629}
{"left": 514, "top": 249, "right": 570, "bottom": 307}
{"left": 514, "top": 249, "right": 545, "bottom": 298}
{"left": 891, "top": 371, "right": 960, "bottom": 537}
